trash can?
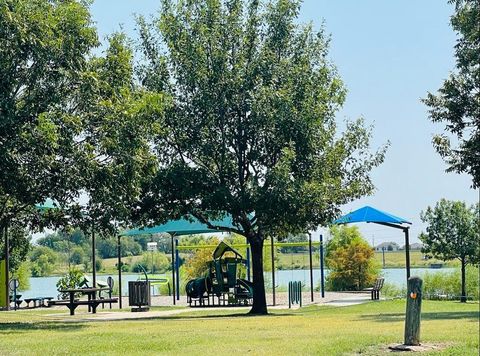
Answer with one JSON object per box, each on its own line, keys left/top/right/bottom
{"left": 128, "top": 281, "right": 151, "bottom": 312}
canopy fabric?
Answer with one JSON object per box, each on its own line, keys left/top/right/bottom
{"left": 213, "top": 241, "right": 243, "bottom": 260}
{"left": 35, "top": 198, "right": 56, "bottom": 210}
{"left": 333, "top": 206, "right": 411, "bottom": 225}
{"left": 121, "top": 216, "right": 237, "bottom": 237}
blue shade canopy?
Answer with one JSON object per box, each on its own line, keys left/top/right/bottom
{"left": 121, "top": 216, "right": 237, "bottom": 237}
{"left": 333, "top": 206, "right": 411, "bottom": 225}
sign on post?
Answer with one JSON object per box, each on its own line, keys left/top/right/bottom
{"left": 147, "top": 242, "right": 158, "bottom": 251}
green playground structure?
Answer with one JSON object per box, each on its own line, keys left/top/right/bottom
{"left": 186, "top": 241, "right": 253, "bottom": 307}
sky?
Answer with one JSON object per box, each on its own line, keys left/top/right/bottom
{"left": 89, "top": 0, "right": 478, "bottom": 245}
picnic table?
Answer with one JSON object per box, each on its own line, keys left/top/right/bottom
{"left": 51, "top": 287, "right": 117, "bottom": 316}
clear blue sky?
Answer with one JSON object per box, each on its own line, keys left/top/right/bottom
{"left": 90, "top": 0, "right": 478, "bottom": 245}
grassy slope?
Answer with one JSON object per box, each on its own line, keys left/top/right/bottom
{"left": 0, "top": 300, "right": 477, "bottom": 355}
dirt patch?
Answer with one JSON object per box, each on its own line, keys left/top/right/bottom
{"left": 352, "top": 342, "right": 451, "bottom": 355}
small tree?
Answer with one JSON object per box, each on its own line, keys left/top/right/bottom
{"left": 420, "top": 199, "right": 479, "bottom": 302}
{"left": 326, "top": 226, "right": 379, "bottom": 291}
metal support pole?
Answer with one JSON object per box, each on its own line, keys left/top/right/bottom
{"left": 320, "top": 234, "right": 325, "bottom": 298}
{"left": 405, "top": 228, "right": 411, "bottom": 281}
{"left": 171, "top": 235, "right": 176, "bottom": 305}
{"left": 4, "top": 225, "right": 9, "bottom": 311}
{"left": 308, "top": 233, "right": 314, "bottom": 302}
{"left": 246, "top": 238, "right": 251, "bottom": 282}
{"left": 175, "top": 239, "right": 180, "bottom": 301}
{"left": 382, "top": 247, "right": 386, "bottom": 269}
{"left": 91, "top": 221, "right": 96, "bottom": 300}
{"left": 270, "top": 236, "right": 275, "bottom": 306}
{"left": 117, "top": 235, "right": 122, "bottom": 309}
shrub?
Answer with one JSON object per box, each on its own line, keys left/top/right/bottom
{"left": 421, "top": 266, "right": 479, "bottom": 300}
{"left": 56, "top": 267, "right": 84, "bottom": 300}
{"left": 325, "top": 226, "right": 379, "bottom": 291}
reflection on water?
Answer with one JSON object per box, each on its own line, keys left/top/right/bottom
{"left": 20, "top": 268, "right": 454, "bottom": 298}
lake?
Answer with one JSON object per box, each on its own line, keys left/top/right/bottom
{"left": 18, "top": 267, "right": 454, "bottom": 299}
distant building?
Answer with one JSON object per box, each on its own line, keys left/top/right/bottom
{"left": 401, "top": 242, "right": 423, "bottom": 250}
{"left": 375, "top": 242, "right": 400, "bottom": 252}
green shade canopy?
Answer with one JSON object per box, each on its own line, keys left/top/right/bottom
{"left": 35, "top": 198, "right": 56, "bottom": 211}
{"left": 121, "top": 215, "right": 238, "bottom": 237}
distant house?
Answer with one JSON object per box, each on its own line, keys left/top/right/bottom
{"left": 401, "top": 242, "right": 423, "bottom": 250}
{"left": 375, "top": 242, "right": 400, "bottom": 252}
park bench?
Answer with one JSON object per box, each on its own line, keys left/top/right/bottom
{"left": 9, "top": 294, "right": 23, "bottom": 309}
{"left": 364, "top": 277, "right": 384, "bottom": 300}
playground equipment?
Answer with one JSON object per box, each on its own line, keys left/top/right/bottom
{"left": 288, "top": 281, "right": 302, "bottom": 308}
{"left": 186, "top": 241, "right": 253, "bottom": 307}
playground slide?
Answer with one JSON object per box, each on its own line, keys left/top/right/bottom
{"left": 237, "top": 279, "right": 254, "bottom": 298}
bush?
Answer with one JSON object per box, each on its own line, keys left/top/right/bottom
{"left": 140, "top": 252, "right": 170, "bottom": 273}
{"left": 12, "top": 262, "right": 31, "bottom": 291}
{"left": 69, "top": 247, "right": 85, "bottom": 265}
{"left": 56, "top": 267, "right": 84, "bottom": 300}
{"left": 421, "top": 266, "right": 479, "bottom": 300}
{"left": 325, "top": 226, "right": 379, "bottom": 291}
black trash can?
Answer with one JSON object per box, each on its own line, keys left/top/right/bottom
{"left": 128, "top": 281, "right": 151, "bottom": 312}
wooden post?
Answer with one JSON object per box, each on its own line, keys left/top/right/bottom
{"left": 404, "top": 276, "right": 423, "bottom": 346}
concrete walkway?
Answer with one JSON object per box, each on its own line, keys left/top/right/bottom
{"left": 47, "top": 291, "right": 372, "bottom": 322}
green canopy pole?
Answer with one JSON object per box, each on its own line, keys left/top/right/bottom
{"left": 271, "top": 236, "right": 275, "bottom": 306}
{"left": 3, "top": 225, "right": 9, "bottom": 311}
{"left": 320, "top": 234, "right": 325, "bottom": 298}
{"left": 308, "top": 233, "right": 314, "bottom": 302}
{"left": 91, "top": 220, "right": 96, "bottom": 300}
{"left": 117, "top": 235, "right": 122, "bottom": 309}
{"left": 171, "top": 234, "right": 176, "bottom": 305}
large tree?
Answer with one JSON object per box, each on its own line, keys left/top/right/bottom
{"left": 135, "top": 0, "right": 386, "bottom": 314}
{"left": 423, "top": 0, "right": 480, "bottom": 188}
{"left": 420, "top": 199, "right": 479, "bottom": 302}
{"left": 0, "top": 0, "right": 97, "bottom": 280}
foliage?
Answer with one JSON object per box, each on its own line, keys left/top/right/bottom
{"left": 0, "top": 225, "right": 31, "bottom": 272}
{"left": 420, "top": 200, "right": 479, "bottom": 265}
{"left": 420, "top": 199, "right": 479, "bottom": 301}
{"left": 421, "top": 266, "right": 479, "bottom": 301}
{"left": 56, "top": 267, "right": 84, "bottom": 300}
{"left": 135, "top": 0, "right": 386, "bottom": 314}
{"left": 325, "top": 226, "right": 379, "bottom": 291}
{"left": 69, "top": 247, "right": 86, "bottom": 265}
{"left": 140, "top": 252, "right": 170, "bottom": 273}
{"left": 0, "top": 0, "right": 98, "bottom": 235}
{"left": 30, "top": 246, "right": 57, "bottom": 277}
{"left": 278, "top": 234, "right": 308, "bottom": 253}
{"left": 11, "top": 261, "right": 31, "bottom": 292}
{"left": 423, "top": 0, "right": 480, "bottom": 188}
{"left": 182, "top": 247, "right": 216, "bottom": 281}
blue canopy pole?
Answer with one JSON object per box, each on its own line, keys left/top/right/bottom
{"left": 246, "top": 238, "right": 251, "bottom": 281}
{"left": 320, "top": 234, "right": 325, "bottom": 298}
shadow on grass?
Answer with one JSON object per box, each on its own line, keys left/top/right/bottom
{"left": 0, "top": 322, "right": 86, "bottom": 333}
{"left": 359, "top": 311, "right": 479, "bottom": 323}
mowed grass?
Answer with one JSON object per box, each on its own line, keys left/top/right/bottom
{"left": 0, "top": 300, "right": 477, "bottom": 355}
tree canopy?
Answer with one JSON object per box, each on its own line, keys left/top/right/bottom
{"left": 423, "top": 0, "right": 480, "bottom": 188}
{"left": 134, "top": 0, "right": 387, "bottom": 314}
{"left": 420, "top": 199, "right": 479, "bottom": 301}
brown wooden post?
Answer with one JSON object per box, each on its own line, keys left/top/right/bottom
{"left": 404, "top": 276, "right": 423, "bottom": 346}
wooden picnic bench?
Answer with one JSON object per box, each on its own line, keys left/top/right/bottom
{"left": 50, "top": 287, "right": 118, "bottom": 316}
{"left": 364, "top": 277, "right": 384, "bottom": 300}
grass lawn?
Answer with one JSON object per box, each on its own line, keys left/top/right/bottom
{"left": 0, "top": 300, "right": 477, "bottom": 355}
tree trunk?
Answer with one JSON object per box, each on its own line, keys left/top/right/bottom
{"left": 460, "top": 258, "right": 466, "bottom": 303}
{"left": 249, "top": 236, "right": 268, "bottom": 315}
